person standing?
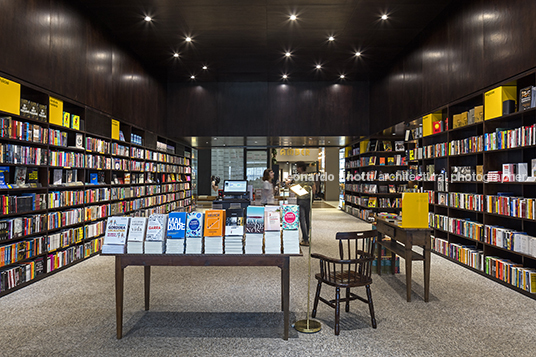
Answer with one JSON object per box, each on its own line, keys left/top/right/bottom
{"left": 287, "top": 161, "right": 314, "bottom": 246}
{"left": 211, "top": 175, "right": 220, "bottom": 194}
{"left": 261, "top": 169, "right": 277, "bottom": 205}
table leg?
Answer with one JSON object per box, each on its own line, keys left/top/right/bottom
{"left": 405, "top": 244, "right": 412, "bottom": 302}
{"left": 423, "top": 242, "right": 431, "bottom": 303}
{"left": 282, "top": 258, "right": 290, "bottom": 340}
{"left": 390, "top": 251, "right": 396, "bottom": 275}
{"left": 115, "top": 256, "right": 124, "bottom": 339}
{"left": 376, "top": 241, "right": 382, "bottom": 276}
{"left": 144, "top": 266, "right": 151, "bottom": 311}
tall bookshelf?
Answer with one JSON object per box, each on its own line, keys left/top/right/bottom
{"left": 344, "top": 123, "right": 408, "bottom": 222}
{"left": 0, "top": 75, "right": 192, "bottom": 297}
{"left": 409, "top": 71, "right": 536, "bottom": 299}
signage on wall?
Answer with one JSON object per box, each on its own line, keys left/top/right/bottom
{"left": 0, "top": 76, "right": 21, "bottom": 115}
{"left": 49, "top": 97, "right": 63, "bottom": 126}
{"left": 276, "top": 148, "right": 320, "bottom": 162}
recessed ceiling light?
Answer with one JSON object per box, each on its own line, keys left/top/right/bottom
{"left": 316, "top": 65, "right": 321, "bottom": 69}
{"left": 173, "top": 53, "right": 179, "bottom": 58}
{"left": 190, "top": 75, "right": 195, "bottom": 79}
{"left": 290, "top": 14, "right": 297, "bottom": 21}
{"left": 355, "top": 51, "right": 361, "bottom": 57}
{"left": 285, "top": 52, "right": 291, "bottom": 57}
{"left": 202, "top": 66, "right": 207, "bottom": 70}
{"left": 328, "top": 36, "right": 335, "bottom": 41}
{"left": 381, "top": 14, "right": 388, "bottom": 20}
{"left": 340, "top": 75, "right": 345, "bottom": 79}
{"left": 185, "top": 37, "right": 192, "bottom": 42}
{"left": 144, "top": 16, "right": 152, "bottom": 22}
{"left": 282, "top": 74, "right": 288, "bottom": 79}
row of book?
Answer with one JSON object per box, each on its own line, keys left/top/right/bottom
{"left": 345, "top": 205, "right": 375, "bottom": 222}
{"left": 485, "top": 194, "right": 536, "bottom": 220}
{"left": 346, "top": 183, "right": 403, "bottom": 194}
{"left": 345, "top": 195, "right": 401, "bottom": 209}
{"left": 103, "top": 205, "right": 301, "bottom": 255}
{"left": 449, "top": 135, "right": 484, "bottom": 156}
{"left": 0, "top": 144, "right": 48, "bottom": 165}
{"left": 432, "top": 236, "right": 483, "bottom": 271}
{"left": 484, "top": 124, "right": 536, "bottom": 151}
{"left": 364, "top": 140, "right": 405, "bottom": 153}
{"left": 358, "top": 155, "right": 406, "bottom": 167}
{"left": 19, "top": 100, "right": 48, "bottom": 122}
{"left": 430, "top": 213, "right": 536, "bottom": 257}
{"left": 438, "top": 192, "right": 485, "bottom": 211}
{"left": 0, "top": 193, "right": 46, "bottom": 215}
{"left": 0, "top": 214, "right": 47, "bottom": 241}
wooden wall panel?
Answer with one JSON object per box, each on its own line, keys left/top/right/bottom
{"left": 370, "top": 0, "right": 536, "bottom": 131}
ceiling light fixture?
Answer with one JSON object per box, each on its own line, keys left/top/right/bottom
{"left": 316, "top": 65, "right": 321, "bottom": 69}
{"left": 185, "top": 36, "right": 192, "bottom": 42}
{"left": 381, "top": 14, "right": 388, "bottom": 20}
{"left": 202, "top": 66, "right": 207, "bottom": 70}
{"left": 355, "top": 51, "right": 361, "bottom": 57}
{"left": 173, "top": 53, "right": 179, "bottom": 58}
{"left": 144, "top": 16, "right": 152, "bottom": 22}
{"left": 190, "top": 75, "right": 195, "bottom": 79}
{"left": 285, "top": 52, "right": 291, "bottom": 57}
{"left": 282, "top": 74, "right": 288, "bottom": 79}
{"left": 290, "top": 14, "right": 297, "bottom": 21}
{"left": 328, "top": 36, "right": 335, "bottom": 41}
{"left": 340, "top": 75, "right": 345, "bottom": 79}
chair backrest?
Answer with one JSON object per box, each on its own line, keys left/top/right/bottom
{"left": 336, "top": 230, "right": 377, "bottom": 279}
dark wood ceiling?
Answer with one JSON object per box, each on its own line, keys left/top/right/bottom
{"left": 73, "top": 0, "right": 453, "bottom": 82}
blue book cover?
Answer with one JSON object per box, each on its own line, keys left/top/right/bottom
{"left": 90, "top": 173, "right": 98, "bottom": 184}
{"left": 167, "top": 212, "right": 187, "bottom": 239}
{"left": 186, "top": 212, "right": 204, "bottom": 238}
{"left": 246, "top": 206, "right": 265, "bottom": 233}
{"left": 0, "top": 166, "right": 9, "bottom": 189}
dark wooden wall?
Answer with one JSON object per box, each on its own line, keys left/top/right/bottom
{"left": 0, "top": 0, "right": 167, "bottom": 135}
{"left": 167, "top": 81, "right": 369, "bottom": 137}
{"left": 370, "top": 0, "right": 536, "bottom": 134}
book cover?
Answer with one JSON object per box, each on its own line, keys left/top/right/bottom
{"left": 204, "top": 209, "right": 225, "bottom": 236}
{"left": 389, "top": 184, "right": 396, "bottom": 193}
{"left": 368, "top": 197, "right": 377, "bottom": 208}
{"left": 103, "top": 216, "right": 130, "bottom": 245}
{"left": 62, "top": 111, "right": 70, "bottom": 127}
{"left": 225, "top": 208, "right": 245, "bottom": 236}
{"left": 14, "top": 166, "right": 27, "bottom": 187}
{"left": 383, "top": 141, "right": 392, "bottom": 151}
{"left": 281, "top": 205, "right": 299, "bottom": 230}
{"left": 146, "top": 214, "right": 168, "bottom": 241}
{"left": 394, "top": 141, "right": 405, "bottom": 152}
{"left": 264, "top": 206, "right": 281, "bottom": 231}
{"left": 29, "top": 101, "right": 39, "bottom": 120}
{"left": 246, "top": 206, "right": 265, "bottom": 233}
{"left": 167, "top": 212, "right": 187, "bottom": 239}
{"left": 532, "top": 159, "right": 536, "bottom": 177}
{"left": 53, "top": 169, "right": 62, "bottom": 185}
{"left": 379, "top": 157, "right": 386, "bottom": 165}
{"left": 517, "top": 163, "right": 528, "bottom": 182}
{"left": 124, "top": 172, "right": 131, "bottom": 184}
{"left": 71, "top": 114, "right": 80, "bottom": 130}
{"left": 27, "top": 167, "right": 39, "bottom": 187}
{"left": 0, "top": 166, "right": 10, "bottom": 188}
{"left": 127, "top": 217, "right": 147, "bottom": 242}
{"left": 387, "top": 157, "right": 395, "bottom": 165}
{"left": 38, "top": 104, "right": 47, "bottom": 121}
{"left": 186, "top": 212, "right": 204, "bottom": 237}
{"left": 75, "top": 133, "right": 84, "bottom": 148}
{"left": 98, "top": 171, "right": 105, "bottom": 183}
{"left": 502, "top": 164, "right": 515, "bottom": 182}
{"left": 90, "top": 173, "right": 98, "bottom": 184}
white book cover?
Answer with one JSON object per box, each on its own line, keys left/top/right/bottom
{"left": 146, "top": 214, "right": 168, "bottom": 241}
{"left": 103, "top": 217, "right": 130, "bottom": 246}
{"left": 265, "top": 206, "right": 281, "bottom": 231}
{"left": 127, "top": 217, "right": 147, "bottom": 242}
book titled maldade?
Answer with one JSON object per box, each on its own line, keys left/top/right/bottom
{"left": 102, "top": 216, "right": 130, "bottom": 254}
{"left": 166, "top": 212, "right": 187, "bottom": 254}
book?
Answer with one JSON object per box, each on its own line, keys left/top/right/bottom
{"left": 265, "top": 206, "right": 281, "bottom": 231}
{"left": 389, "top": 184, "right": 396, "bottom": 193}
{"left": 387, "top": 157, "right": 395, "bottom": 165}
{"left": 532, "top": 159, "right": 536, "bottom": 177}
{"left": 520, "top": 86, "right": 536, "bottom": 111}
{"left": 368, "top": 197, "right": 377, "bottom": 208}
{"left": 167, "top": 212, "right": 187, "bottom": 239}
{"left": 65, "top": 169, "right": 74, "bottom": 184}
{"left": 204, "top": 209, "right": 225, "bottom": 236}
{"left": 394, "top": 141, "right": 405, "bottom": 152}
{"left": 71, "top": 114, "right": 80, "bottom": 130}
{"left": 225, "top": 208, "right": 245, "bottom": 236}
{"left": 102, "top": 216, "right": 130, "bottom": 254}
{"left": 127, "top": 217, "right": 147, "bottom": 242}
{"left": 281, "top": 205, "right": 299, "bottom": 230}
{"left": 246, "top": 206, "right": 265, "bottom": 233}
{"left": 124, "top": 172, "right": 131, "bottom": 184}
{"left": 98, "top": 171, "right": 105, "bottom": 183}
{"left": 145, "top": 214, "right": 168, "bottom": 241}
{"left": 0, "top": 166, "right": 10, "bottom": 188}
{"left": 27, "top": 167, "right": 39, "bottom": 187}
{"left": 383, "top": 141, "right": 392, "bottom": 151}
{"left": 90, "top": 173, "right": 98, "bottom": 184}
{"left": 186, "top": 212, "right": 204, "bottom": 237}
{"left": 75, "top": 133, "right": 84, "bottom": 148}
{"left": 38, "top": 104, "right": 47, "bottom": 121}
{"left": 379, "top": 157, "right": 386, "bottom": 165}
{"left": 53, "top": 169, "right": 62, "bottom": 185}
{"left": 62, "top": 111, "right": 70, "bottom": 127}
{"left": 14, "top": 166, "right": 27, "bottom": 187}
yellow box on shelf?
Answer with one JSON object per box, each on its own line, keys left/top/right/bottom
{"left": 49, "top": 97, "right": 63, "bottom": 126}
{"left": 484, "top": 85, "right": 517, "bottom": 120}
{"left": 360, "top": 139, "right": 369, "bottom": 153}
{"left": 111, "top": 119, "right": 120, "bottom": 140}
{"left": 422, "top": 112, "right": 442, "bottom": 137}
{"left": 0, "top": 76, "right": 21, "bottom": 115}
{"left": 401, "top": 192, "right": 429, "bottom": 228}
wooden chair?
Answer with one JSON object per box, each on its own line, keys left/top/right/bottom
{"left": 311, "top": 230, "right": 378, "bottom": 335}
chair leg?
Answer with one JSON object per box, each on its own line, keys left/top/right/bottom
{"left": 366, "top": 285, "right": 377, "bottom": 329}
{"left": 345, "top": 288, "right": 350, "bottom": 312}
{"left": 312, "top": 280, "right": 322, "bottom": 318}
{"left": 335, "top": 287, "right": 341, "bottom": 335}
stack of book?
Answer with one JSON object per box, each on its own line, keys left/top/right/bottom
{"left": 264, "top": 206, "right": 281, "bottom": 254}
{"left": 281, "top": 205, "right": 300, "bottom": 254}
{"left": 203, "top": 209, "right": 225, "bottom": 254}
{"left": 126, "top": 217, "right": 147, "bottom": 254}
{"left": 185, "top": 212, "right": 204, "bottom": 254}
{"left": 144, "top": 214, "right": 167, "bottom": 254}
{"left": 224, "top": 207, "right": 244, "bottom": 254}
{"left": 245, "top": 206, "right": 264, "bottom": 254}
{"left": 166, "top": 212, "right": 186, "bottom": 254}
{"left": 102, "top": 217, "right": 130, "bottom": 254}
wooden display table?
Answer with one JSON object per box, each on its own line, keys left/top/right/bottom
{"left": 375, "top": 218, "right": 432, "bottom": 302}
{"left": 105, "top": 253, "right": 301, "bottom": 340}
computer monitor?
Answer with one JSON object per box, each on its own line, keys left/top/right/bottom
{"left": 223, "top": 180, "right": 248, "bottom": 197}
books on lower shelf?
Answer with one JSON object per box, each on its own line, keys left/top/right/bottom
{"left": 102, "top": 216, "right": 130, "bottom": 254}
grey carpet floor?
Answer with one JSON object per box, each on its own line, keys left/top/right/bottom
{"left": 0, "top": 207, "right": 535, "bottom": 357}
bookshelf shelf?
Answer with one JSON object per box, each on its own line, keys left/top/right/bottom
{"left": 0, "top": 78, "right": 193, "bottom": 297}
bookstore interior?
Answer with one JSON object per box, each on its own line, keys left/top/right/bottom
{"left": 1, "top": 0, "right": 536, "bottom": 355}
